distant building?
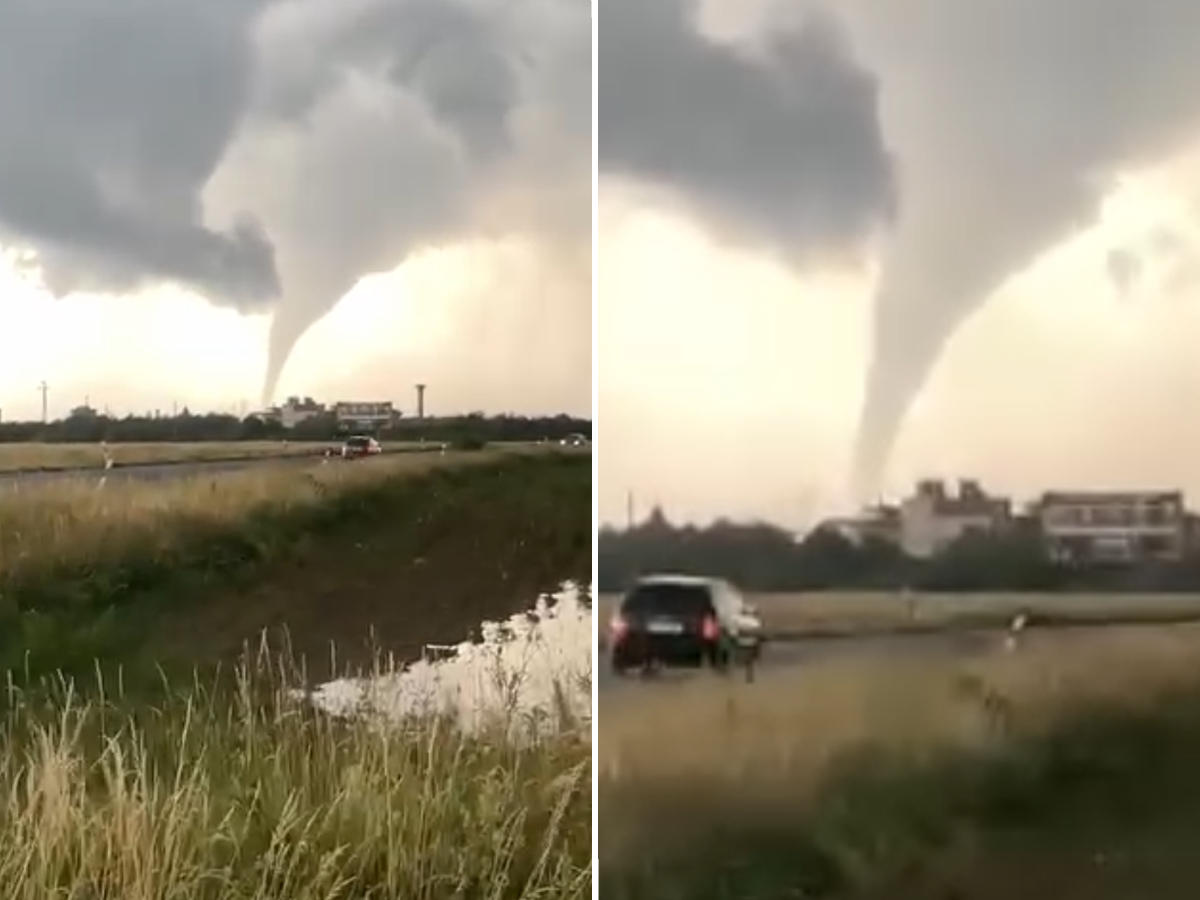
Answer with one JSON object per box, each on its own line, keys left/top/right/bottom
{"left": 333, "top": 401, "right": 398, "bottom": 430}
{"left": 1033, "top": 490, "right": 1187, "bottom": 564}
{"left": 278, "top": 396, "right": 325, "bottom": 428}
{"left": 819, "top": 503, "right": 902, "bottom": 547}
{"left": 1186, "top": 514, "right": 1200, "bottom": 556}
{"left": 898, "top": 479, "right": 1012, "bottom": 559}
{"left": 69, "top": 402, "right": 99, "bottom": 419}
{"left": 253, "top": 396, "right": 326, "bottom": 428}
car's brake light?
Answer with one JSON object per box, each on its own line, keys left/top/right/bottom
{"left": 610, "top": 615, "right": 630, "bottom": 640}
{"left": 701, "top": 615, "right": 720, "bottom": 641}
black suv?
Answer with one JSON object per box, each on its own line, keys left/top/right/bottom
{"left": 609, "top": 574, "right": 762, "bottom": 676}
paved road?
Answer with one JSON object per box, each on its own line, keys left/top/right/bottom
{"left": 597, "top": 622, "right": 1200, "bottom": 699}
{"left": 0, "top": 452, "right": 332, "bottom": 488}
{"left": 598, "top": 630, "right": 989, "bottom": 695}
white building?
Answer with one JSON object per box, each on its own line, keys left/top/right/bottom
{"left": 255, "top": 396, "right": 326, "bottom": 428}
{"left": 1034, "top": 490, "right": 1187, "bottom": 563}
{"left": 333, "top": 401, "right": 398, "bottom": 429}
{"left": 898, "top": 479, "right": 1012, "bottom": 559}
{"left": 279, "top": 396, "right": 325, "bottom": 428}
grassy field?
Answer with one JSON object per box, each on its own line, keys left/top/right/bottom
{"left": 598, "top": 590, "right": 1200, "bottom": 640}
{"left": 600, "top": 624, "right": 1200, "bottom": 898}
{"left": 1, "top": 446, "right": 590, "bottom": 681}
{"left": 0, "top": 440, "right": 351, "bottom": 471}
{"left": 0, "top": 447, "right": 592, "bottom": 898}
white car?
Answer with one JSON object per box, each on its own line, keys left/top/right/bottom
{"left": 341, "top": 435, "right": 382, "bottom": 459}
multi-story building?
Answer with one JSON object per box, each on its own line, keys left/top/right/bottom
{"left": 254, "top": 396, "right": 326, "bottom": 428}
{"left": 1186, "top": 513, "right": 1200, "bottom": 556}
{"left": 898, "top": 479, "right": 1012, "bottom": 559}
{"left": 333, "top": 400, "right": 398, "bottom": 430}
{"left": 1033, "top": 490, "right": 1187, "bottom": 563}
{"left": 279, "top": 396, "right": 325, "bottom": 428}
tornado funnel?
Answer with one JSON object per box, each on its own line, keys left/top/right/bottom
{"left": 852, "top": 185, "right": 1086, "bottom": 499}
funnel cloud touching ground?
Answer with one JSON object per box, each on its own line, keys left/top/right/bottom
{"left": 235, "top": 0, "right": 592, "bottom": 399}
{"left": 599, "top": 0, "right": 1200, "bottom": 496}
{"left": 0, "top": 0, "right": 590, "bottom": 405}
{"left": 844, "top": 0, "right": 1200, "bottom": 497}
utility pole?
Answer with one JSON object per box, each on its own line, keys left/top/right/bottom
{"left": 626, "top": 490, "right": 635, "bottom": 530}
{"left": 415, "top": 383, "right": 427, "bottom": 420}
{"left": 37, "top": 381, "right": 48, "bottom": 424}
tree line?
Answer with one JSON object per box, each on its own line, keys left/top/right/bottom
{"left": 0, "top": 409, "right": 590, "bottom": 446}
{"left": 598, "top": 509, "right": 1200, "bottom": 593}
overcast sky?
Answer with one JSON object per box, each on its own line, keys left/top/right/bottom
{"left": 599, "top": 0, "right": 1200, "bottom": 527}
{"left": 0, "top": 0, "right": 590, "bottom": 420}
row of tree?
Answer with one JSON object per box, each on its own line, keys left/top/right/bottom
{"left": 0, "top": 410, "right": 590, "bottom": 446}
{"left": 598, "top": 510, "right": 1200, "bottom": 593}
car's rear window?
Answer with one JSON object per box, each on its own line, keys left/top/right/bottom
{"left": 621, "top": 582, "right": 714, "bottom": 617}
{"left": 345, "top": 437, "right": 370, "bottom": 448}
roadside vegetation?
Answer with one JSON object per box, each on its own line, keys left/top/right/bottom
{"left": 0, "top": 409, "right": 590, "bottom": 459}
{"left": 600, "top": 510, "right": 1200, "bottom": 593}
{"left": 0, "top": 623, "right": 590, "bottom": 899}
{"left": 600, "top": 627, "right": 1200, "bottom": 899}
{"left": 0, "top": 446, "right": 592, "bottom": 898}
{"left": 0, "top": 448, "right": 588, "bottom": 684}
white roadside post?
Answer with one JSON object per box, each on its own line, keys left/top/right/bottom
{"left": 1004, "top": 611, "right": 1028, "bottom": 654}
{"left": 97, "top": 441, "right": 114, "bottom": 489}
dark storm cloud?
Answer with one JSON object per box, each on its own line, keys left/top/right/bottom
{"left": 256, "top": 0, "right": 523, "bottom": 160}
{"left": 0, "top": 0, "right": 279, "bottom": 307}
{"left": 0, "top": 0, "right": 590, "bottom": 404}
{"left": 597, "top": 0, "right": 896, "bottom": 260}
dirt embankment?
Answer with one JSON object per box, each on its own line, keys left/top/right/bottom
{"left": 147, "top": 454, "right": 591, "bottom": 682}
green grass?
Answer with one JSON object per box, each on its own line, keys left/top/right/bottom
{"left": 0, "top": 448, "right": 592, "bottom": 899}
{"left": 600, "top": 637, "right": 1200, "bottom": 899}
{"left": 0, "top": 450, "right": 590, "bottom": 688}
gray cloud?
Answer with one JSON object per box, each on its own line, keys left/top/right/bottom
{"left": 0, "top": 0, "right": 590, "bottom": 406}
{"left": 599, "top": 0, "right": 1200, "bottom": 496}
{"left": 843, "top": 0, "right": 1200, "bottom": 496}
{"left": 256, "top": 0, "right": 522, "bottom": 160}
{"left": 598, "top": 0, "right": 896, "bottom": 262}
{"left": 219, "top": 0, "right": 590, "bottom": 400}
{"left": 1106, "top": 248, "right": 1142, "bottom": 299}
{"left": 0, "top": 0, "right": 279, "bottom": 306}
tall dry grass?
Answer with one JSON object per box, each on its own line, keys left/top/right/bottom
{"left": 0, "top": 448, "right": 592, "bottom": 898}
{"left": 0, "top": 452, "right": 498, "bottom": 587}
{"left": 0, "top": 652, "right": 590, "bottom": 899}
{"left": 0, "top": 450, "right": 529, "bottom": 683}
{"left": 600, "top": 626, "right": 1200, "bottom": 895}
